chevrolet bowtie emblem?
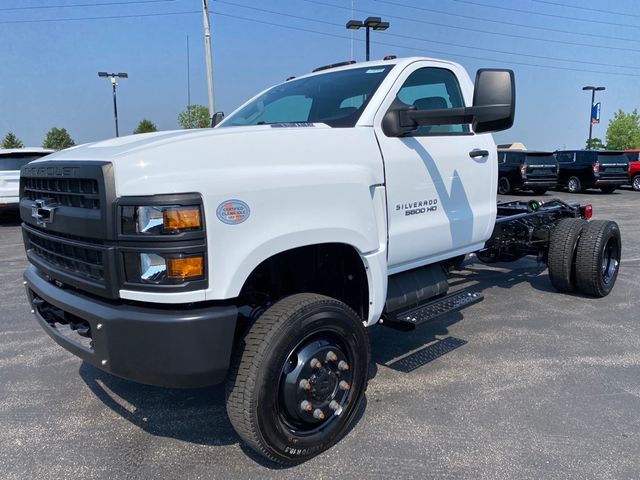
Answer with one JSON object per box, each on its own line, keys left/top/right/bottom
{"left": 31, "top": 199, "right": 58, "bottom": 227}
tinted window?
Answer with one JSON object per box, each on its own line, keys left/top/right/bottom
{"left": 576, "top": 151, "right": 595, "bottom": 164}
{"left": 505, "top": 152, "right": 524, "bottom": 164}
{"left": 396, "top": 67, "right": 469, "bottom": 135}
{"left": 222, "top": 65, "right": 394, "bottom": 128}
{"left": 525, "top": 153, "right": 556, "bottom": 165}
{"left": 625, "top": 152, "right": 639, "bottom": 162}
{"left": 0, "top": 154, "right": 47, "bottom": 171}
{"left": 556, "top": 152, "right": 574, "bottom": 163}
{"left": 597, "top": 153, "right": 629, "bottom": 164}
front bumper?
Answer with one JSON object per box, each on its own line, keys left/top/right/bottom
{"left": 24, "top": 266, "right": 237, "bottom": 388}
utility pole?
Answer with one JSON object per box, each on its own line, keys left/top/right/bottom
{"left": 202, "top": 0, "right": 216, "bottom": 124}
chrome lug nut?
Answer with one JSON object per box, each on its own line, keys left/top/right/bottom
{"left": 329, "top": 400, "right": 341, "bottom": 411}
{"left": 300, "top": 400, "right": 313, "bottom": 412}
{"left": 339, "top": 380, "right": 350, "bottom": 391}
{"left": 299, "top": 379, "right": 311, "bottom": 391}
{"left": 310, "top": 358, "right": 322, "bottom": 369}
{"left": 325, "top": 351, "right": 338, "bottom": 362}
{"left": 313, "top": 409, "right": 325, "bottom": 420}
{"left": 338, "top": 360, "right": 349, "bottom": 371}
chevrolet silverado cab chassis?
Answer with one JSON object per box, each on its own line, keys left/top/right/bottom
{"left": 20, "top": 57, "right": 621, "bottom": 464}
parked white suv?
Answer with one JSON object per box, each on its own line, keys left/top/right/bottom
{"left": 0, "top": 148, "right": 54, "bottom": 211}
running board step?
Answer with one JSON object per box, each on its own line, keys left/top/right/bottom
{"left": 387, "top": 290, "right": 484, "bottom": 327}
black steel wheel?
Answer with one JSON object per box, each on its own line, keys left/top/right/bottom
{"left": 226, "top": 293, "right": 370, "bottom": 465}
{"left": 632, "top": 175, "right": 640, "bottom": 191}
{"left": 498, "top": 177, "right": 512, "bottom": 195}
{"left": 567, "top": 176, "right": 582, "bottom": 193}
{"left": 575, "top": 220, "right": 621, "bottom": 297}
{"left": 547, "top": 218, "right": 586, "bottom": 293}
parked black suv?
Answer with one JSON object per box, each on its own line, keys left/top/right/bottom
{"left": 497, "top": 150, "right": 558, "bottom": 195}
{"left": 555, "top": 150, "right": 629, "bottom": 193}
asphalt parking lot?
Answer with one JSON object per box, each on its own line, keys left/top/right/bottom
{"left": 1, "top": 187, "right": 639, "bottom": 480}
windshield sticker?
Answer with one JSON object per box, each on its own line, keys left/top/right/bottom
{"left": 270, "top": 122, "right": 316, "bottom": 128}
{"left": 366, "top": 68, "right": 386, "bottom": 74}
{"left": 216, "top": 200, "right": 250, "bottom": 225}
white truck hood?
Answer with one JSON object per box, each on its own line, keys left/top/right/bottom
{"left": 35, "top": 125, "right": 384, "bottom": 198}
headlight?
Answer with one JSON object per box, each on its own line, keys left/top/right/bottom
{"left": 126, "top": 252, "right": 205, "bottom": 285}
{"left": 122, "top": 205, "right": 202, "bottom": 235}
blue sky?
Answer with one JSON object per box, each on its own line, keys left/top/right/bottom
{"left": 1, "top": 0, "right": 638, "bottom": 150}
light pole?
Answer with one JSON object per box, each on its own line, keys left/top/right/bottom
{"left": 202, "top": 0, "right": 216, "bottom": 125}
{"left": 98, "top": 72, "right": 128, "bottom": 137}
{"left": 346, "top": 17, "right": 390, "bottom": 61}
{"left": 582, "top": 85, "right": 605, "bottom": 149}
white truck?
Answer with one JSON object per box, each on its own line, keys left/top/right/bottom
{"left": 0, "top": 148, "right": 54, "bottom": 212}
{"left": 19, "top": 57, "right": 621, "bottom": 464}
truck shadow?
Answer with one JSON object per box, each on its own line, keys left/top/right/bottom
{"left": 79, "top": 358, "right": 367, "bottom": 469}
{"left": 79, "top": 362, "right": 238, "bottom": 447}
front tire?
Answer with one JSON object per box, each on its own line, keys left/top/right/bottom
{"left": 226, "top": 293, "right": 370, "bottom": 465}
{"left": 631, "top": 175, "right": 640, "bottom": 191}
{"left": 575, "top": 220, "right": 621, "bottom": 297}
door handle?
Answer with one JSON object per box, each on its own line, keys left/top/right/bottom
{"left": 469, "top": 149, "right": 489, "bottom": 158}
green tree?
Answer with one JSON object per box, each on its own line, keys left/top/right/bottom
{"left": 585, "top": 137, "right": 605, "bottom": 150}
{"left": 178, "top": 104, "right": 210, "bottom": 129}
{"left": 1, "top": 132, "right": 24, "bottom": 149}
{"left": 42, "top": 127, "right": 75, "bottom": 150}
{"left": 605, "top": 109, "right": 640, "bottom": 150}
{"left": 133, "top": 118, "right": 158, "bottom": 134}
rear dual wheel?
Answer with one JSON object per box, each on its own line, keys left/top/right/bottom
{"left": 548, "top": 219, "right": 621, "bottom": 297}
{"left": 575, "top": 220, "right": 621, "bottom": 297}
{"left": 226, "top": 293, "right": 369, "bottom": 465}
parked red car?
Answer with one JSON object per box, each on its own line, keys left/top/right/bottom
{"left": 626, "top": 150, "right": 640, "bottom": 191}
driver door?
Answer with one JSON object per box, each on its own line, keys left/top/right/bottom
{"left": 374, "top": 62, "right": 497, "bottom": 272}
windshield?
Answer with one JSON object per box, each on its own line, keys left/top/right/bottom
{"left": 0, "top": 154, "right": 49, "bottom": 171}
{"left": 221, "top": 65, "right": 394, "bottom": 128}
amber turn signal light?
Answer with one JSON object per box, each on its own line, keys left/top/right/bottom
{"left": 163, "top": 207, "right": 201, "bottom": 231}
{"left": 167, "top": 256, "right": 204, "bottom": 280}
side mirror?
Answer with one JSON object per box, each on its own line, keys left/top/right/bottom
{"left": 471, "top": 69, "right": 515, "bottom": 134}
{"left": 211, "top": 111, "right": 225, "bottom": 127}
{"left": 381, "top": 68, "right": 515, "bottom": 137}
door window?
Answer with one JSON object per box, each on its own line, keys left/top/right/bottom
{"left": 395, "top": 67, "right": 469, "bottom": 135}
